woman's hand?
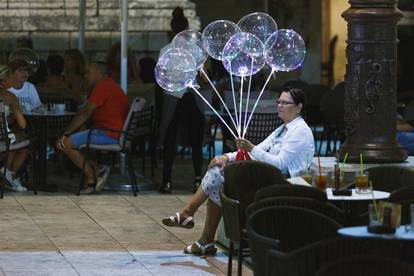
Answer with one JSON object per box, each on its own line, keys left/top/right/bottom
{"left": 208, "top": 155, "right": 229, "bottom": 170}
{"left": 235, "top": 138, "right": 254, "bottom": 152}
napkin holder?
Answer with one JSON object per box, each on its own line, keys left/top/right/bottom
{"left": 332, "top": 189, "right": 352, "bottom": 196}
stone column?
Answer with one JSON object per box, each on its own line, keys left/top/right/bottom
{"left": 339, "top": 0, "right": 406, "bottom": 163}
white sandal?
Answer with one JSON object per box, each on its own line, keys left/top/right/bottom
{"left": 162, "top": 212, "right": 194, "bottom": 229}
{"left": 184, "top": 241, "right": 217, "bottom": 256}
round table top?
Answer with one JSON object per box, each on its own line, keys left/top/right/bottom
{"left": 338, "top": 225, "right": 414, "bottom": 240}
{"left": 326, "top": 188, "right": 390, "bottom": 201}
{"left": 23, "top": 110, "right": 75, "bottom": 116}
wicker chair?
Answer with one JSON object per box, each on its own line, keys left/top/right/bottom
{"left": 247, "top": 206, "right": 342, "bottom": 276}
{"left": 366, "top": 165, "right": 414, "bottom": 193}
{"left": 265, "top": 237, "right": 411, "bottom": 276}
{"left": 246, "top": 196, "right": 346, "bottom": 225}
{"left": 254, "top": 184, "right": 326, "bottom": 202}
{"left": 221, "top": 160, "right": 285, "bottom": 276}
{"left": 389, "top": 185, "right": 414, "bottom": 225}
{"left": 316, "top": 255, "right": 414, "bottom": 276}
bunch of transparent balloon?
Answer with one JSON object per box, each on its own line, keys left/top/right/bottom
{"left": 155, "top": 12, "right": 306, "bottom": 140}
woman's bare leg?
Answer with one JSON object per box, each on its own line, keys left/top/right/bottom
{"left": 198, "top": 199, "right": 222, "bottom": 244}
{"left": 6, "top": 151, "right": 16, "bottom": 170}
{"left": 10, "top": 149, "right": 29, "bottom": 175}
{"left": 180, "top": 186, "right": 209, "bottom": 218}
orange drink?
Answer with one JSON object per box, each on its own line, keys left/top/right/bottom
{"left": 355, "top": 171, "right": 369, "bottom": 193}
{"left": 315, "top": 175, "right": 328, "bottom": 191}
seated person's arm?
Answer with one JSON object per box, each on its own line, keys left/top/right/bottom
{"left": 63, "top": 103, "right": 97, "bottom": 135}
{"left": 9, "top": 95, "right": 26, "bottom": 129}
{"left": 396, "top": 119, "right": 413, "bottom": 132}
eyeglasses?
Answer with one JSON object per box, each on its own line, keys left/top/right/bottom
{"left": 276, "top": 100, "right": 296, "bottom": 106}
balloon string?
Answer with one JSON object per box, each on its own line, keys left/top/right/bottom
{"left": 190, "top": 85, "right": 238, "bottom": 139}
{"left": 239, "top": 76, "right": 244, "bottom": 137}
{"left": 243, "top": 58, "right": 254, "bottom": 136}
{"left": 229, "top": 69, "right": 239, "bottom": 136}
{"left": 200, "top": 69, "right": 238, "bottom": 132}
{"left": 243, "top": 69, "right": 275, "bottom": 138}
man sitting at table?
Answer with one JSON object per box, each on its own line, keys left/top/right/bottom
{"left": 56, "top": 62, "right": 129, "bottom": 194}
{"left": 7, "top": 59, "right": 42, "bottom": 111}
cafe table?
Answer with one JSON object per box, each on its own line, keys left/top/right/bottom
{"left": 24, "top": 109, "right": 75, "bottom": 190}
{"left": 338, "top": 225, "right": 414, "bottom": 240}
{"left": 287, "top": 177, "right": 390, "bottom": 224}
{"left": 287, "top": 177, "right": 390, "bottom": 200}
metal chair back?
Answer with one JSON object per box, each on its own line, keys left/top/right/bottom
{"left": 0, "top": 100, "right": 10, "bottom": 153}
{"left": 119, "top": 97, "right": 153, "bottom": 150}
{"left": 244, "top": 112, "right": 281, "bottom": 145}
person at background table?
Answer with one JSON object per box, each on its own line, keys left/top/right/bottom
{"left": 63, "top": 49, "right": 86, "bottom": 105}
{"left": 0, "top": 65, "right": 30, "bottom": 192}
{"left": 15, "top": 36, "right": 48, "bottom": 86}
{"left": 7, "top": 59, "right": 42, "bottom": 111}
{"left": 161, "top": 88, "right": 315, "bottom": 255}
{"left": 56, "top": 62, "right": 129, "bottom": 194}
{"left": 37, "top": 54, "right": 68, "bottom": 93}
{"left": 106, "top": 42, "right": 139, "bottom": 85}
{"left": 396, "top": 113, "right": 414, "bottom": 155}
{"left": 157, "top": 6, "right": 206, "bottom": 194}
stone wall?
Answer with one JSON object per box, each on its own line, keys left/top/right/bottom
{"left": 0, "top": 0, "right": 323, "bottom": 84}
{"left": 0, "top": 0, "right": 200, "bottom": 62}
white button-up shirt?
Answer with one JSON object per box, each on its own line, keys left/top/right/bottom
{"left": 226, "top": 116, "right": 315, "bottom": 177}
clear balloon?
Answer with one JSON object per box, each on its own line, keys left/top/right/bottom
{"left": 155, "top": 48, "right": 197, "bottom": 92}
{"left": 264, "top": 29, "right": 306, "bottom": 72}
{"left": 8, "top": 48, "right": 40, "bottom": 75}
{"left": 222, "top": 32, "right": 265, "bottom": 77}
{"left": 237, "top": 12, "right": 278, "bottom": 44}
{"left": 202, "top": 20, "right": 241, "bottom": 60}
{"left": 172, "top": 30, "right": 208, "bottom": 69}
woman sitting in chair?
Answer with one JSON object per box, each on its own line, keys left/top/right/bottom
{"left": 0, "top": 65, "right": 29, "bottom": 192}
{"left": 162, "top": 88, "right": 315, "bottom": 255}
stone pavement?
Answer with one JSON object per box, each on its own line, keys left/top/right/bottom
{"left": 0, "top": 156, "right": 253, "bottom": 275}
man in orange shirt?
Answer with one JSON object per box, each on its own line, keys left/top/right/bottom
{"left": 56, "top": 62, "right": 129, "bottom": 194}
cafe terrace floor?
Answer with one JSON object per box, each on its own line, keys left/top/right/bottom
{"left": 0, "top": 154, "right": 253, "bottom": 276}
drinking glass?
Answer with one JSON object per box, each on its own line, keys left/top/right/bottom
{"left": 355, "top": 171, "right": 369, "bottom": 193}
{"left": 333, "top": 167, "right": 345, "bottom": 190}
{"left": 368, "top": 203, "right": 381, "bottom": 227}
{"left": 315, "top": 173, "right": 328, "bottom": 191}
{"left": 299, "top": 170, "right": 312, "bottom": 185}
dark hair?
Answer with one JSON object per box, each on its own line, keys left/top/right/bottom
{"left": 170, "top": 7, "right": 188, "bottom": 35}
{"left": 46, "top": 54, "right": 64, "bottom": 75}
{"left": 284, "top": 87, "right": 306, "bottom": 107}
{"left": 92, "top": 61, "right": 110, "bottom": 76}
{"left": 64, "top": 48, "right": 86, "bottom": 75}
{"left": 8, "top": 59, "right": 30, "bottom": 73}
{"left": 106, "top": 42, "right": 137, "bottom": 80}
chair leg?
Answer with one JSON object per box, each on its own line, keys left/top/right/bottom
{"left": 1, "top": 154, "right": 9, "bottom": 199}
{"left": 78, "top": 154, "right": 88, "bottom": 196}
{"left": 150, "top": 138, "right": 156, "bottom": 176}
{"left": 227, "top": 240, "right": 233, "bottom": 276}
{"left": 30, "top": 151, "right": 37, "bottom": 195}
{"left": 0, "top": 173, "right": 3, "bottom": 199}
{"left": 126, "top": 152, "right": 138, "bottom": 196}
{"left": 237, "top": 242, "right": 243, "bottom": 276}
